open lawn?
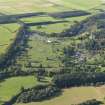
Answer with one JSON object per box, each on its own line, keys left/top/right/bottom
{"left": 0, "top": 76, "right": 37, "bottom": 102}
{"left": 15, "top": 86, "right": 105, "bottom": 105}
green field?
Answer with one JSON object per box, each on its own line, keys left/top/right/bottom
{"left": 0, "top": 0, "right": 104, "bottom": 35}
{"left": 0, "top": 0, "right": 103, "bottom": 14}
{"left": 0, "top": 23, "right": 20, "bottom": 55}
{"left": 21, "top": 15, "right": 88, "bottom": 34}
{"left": 0, "top": 76, "right": 37, "bottom": 102}
{"left": 15, "top": 36, "right": 64, "bottom": 70}
{"left": 15, "top": 35, "right": 79, "bottom": 70}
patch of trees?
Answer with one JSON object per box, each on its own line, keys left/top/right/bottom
{"left": 26, "top": 20, "right": 68, "bottom": 26}
{"left": 0, "top": 25, "right": 32, "bottom": 80}
{"left": 0, "top": 12, "right": 44, "bottom": 24}
{"left": 3, "top": 90, "right": 22, "bottom": 105}
{"left": 31, "top": 13, "right": 105, "bottom": 37}
{"left": 0, "top": 25, "right": 29, "bottom": 70}
{"left": 63, "top": 46, "right": 76, "bottom": 66}
{"left": 84, "top": 39, "right": 105, "bottom": 51}
{"left": 63, "top": 46, "right": 76, "bottom": 56}
{"left": 62, "top": 45, "right": 100, "bottom": 73}
{"left": 53, "top": 72, "right": 105, "bottom": 88}
{"left": 16, "top": 84, "right": 61, "bottom": 103}
{"left": 63, "top": 64, "right": 98, "bottom": 73}
{"left": 61, "top": 21, "right": 84, "bottom": 37}
{"left": 0, "top": 70, "right": 34, "bottom": 81}
{"left": 49, "top": 10, "right": 90, "bottom": 18}
{"left": 60, "top": 12, "right": 105, "bottom": 37}
{"left": 35, "top": 65, "right": 46, "bottom": 81}
{"left": 85, "top": 39, "right": 101, "bottom": 50}
{"left": 93, "top": 29, "right": 105, "bottom": 39}
{"left": 75, "top": 99, "right": 102, "bottom": 105}
{"left": 97, "top": 20, "right": 105, "bottom": 29}
{"left": 0, "top": 71, "right": 10, "bottom": 80}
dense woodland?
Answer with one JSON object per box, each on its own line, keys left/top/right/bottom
{"left": 53, "top": 72, "right": 105, "bottom": 88}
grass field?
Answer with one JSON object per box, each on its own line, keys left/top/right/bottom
{"left": 15, "top": 35, "right": 79, "bottom": 70}
{"left": 29, "top": 15, "right": 88, "bottom": 34}
{"left": 14, "top": 32, "right": 83, "bottom": 71}
{"left": 20, "top": 16, "right": 70, "bottom": 34}
{"left": 0, "top": 23, "right": 20, "bottom": 55}
{"left": 15, "top": 86, "right": 105, "bottom": 105}
{"left": 0, "top": 76, "right": 37, "bottom": 102}
{"left": 0, "top": 0, "right": 103, "bottom": 14}
{"left": 15, "top": 35, "right": 64, "bottom": 70}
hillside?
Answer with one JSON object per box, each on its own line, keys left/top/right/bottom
{"left": 0, "top": 0, "right": 105, "bottom": 105}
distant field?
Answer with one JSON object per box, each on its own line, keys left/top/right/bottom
{"left": 0, "top": 0, "right": 103, "bottom": 14}
{"left": 0, "top": 76, "right": 36, "bottom": 102}
{"left": 0, "top": 23, "right": 20, "bottom": 55}
{"left": 15, "top": 35, "right": 64, "bottom": 70}
{"left": 0, "top": 0, "right": 103, "bottom": 68}
{"left": 1, "top": 0, "right": 100, "bottom": 57}
{"left": 0, "top": 0, "right": 103, "bottom": 33}
{"left": 15, "top": 86, "right": 105, "bottom": 105}
{"left": 29, "top": 15, "right": 88, "bottom": 34}
{"left": 15, "top": 35, "right": 80, "bottom": 70}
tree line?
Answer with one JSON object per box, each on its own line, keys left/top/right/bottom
{"left": 53, "top": 72, "right": 105, "bottom": 88}
{"left": 0, "top": 24, "right": 29, "bottom": 70}
{"left": 75, "top": 99, "right": 102, "bottom": 105}
{"left": 16, "top": 84, "right": 60, "bottom": 103}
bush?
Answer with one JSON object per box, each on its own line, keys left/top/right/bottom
{"left": 77, "top": 99, "right": 102, "bottom": 105}
{"left": 16, "top": 84, "right": 61, "bottom": 103}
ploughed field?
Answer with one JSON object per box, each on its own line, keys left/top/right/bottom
{"left": 0, "top": 0, "right": 105, "bottom": 105}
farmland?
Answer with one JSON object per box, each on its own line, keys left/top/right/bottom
{"left": 0, "top": 0, "right": 103, "bottom": 14}
{"left": 0, "top": 0, "right": 105, "bottom": 105}
{"left": 0, "top": 76, "right": 36, "bottom": 104}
